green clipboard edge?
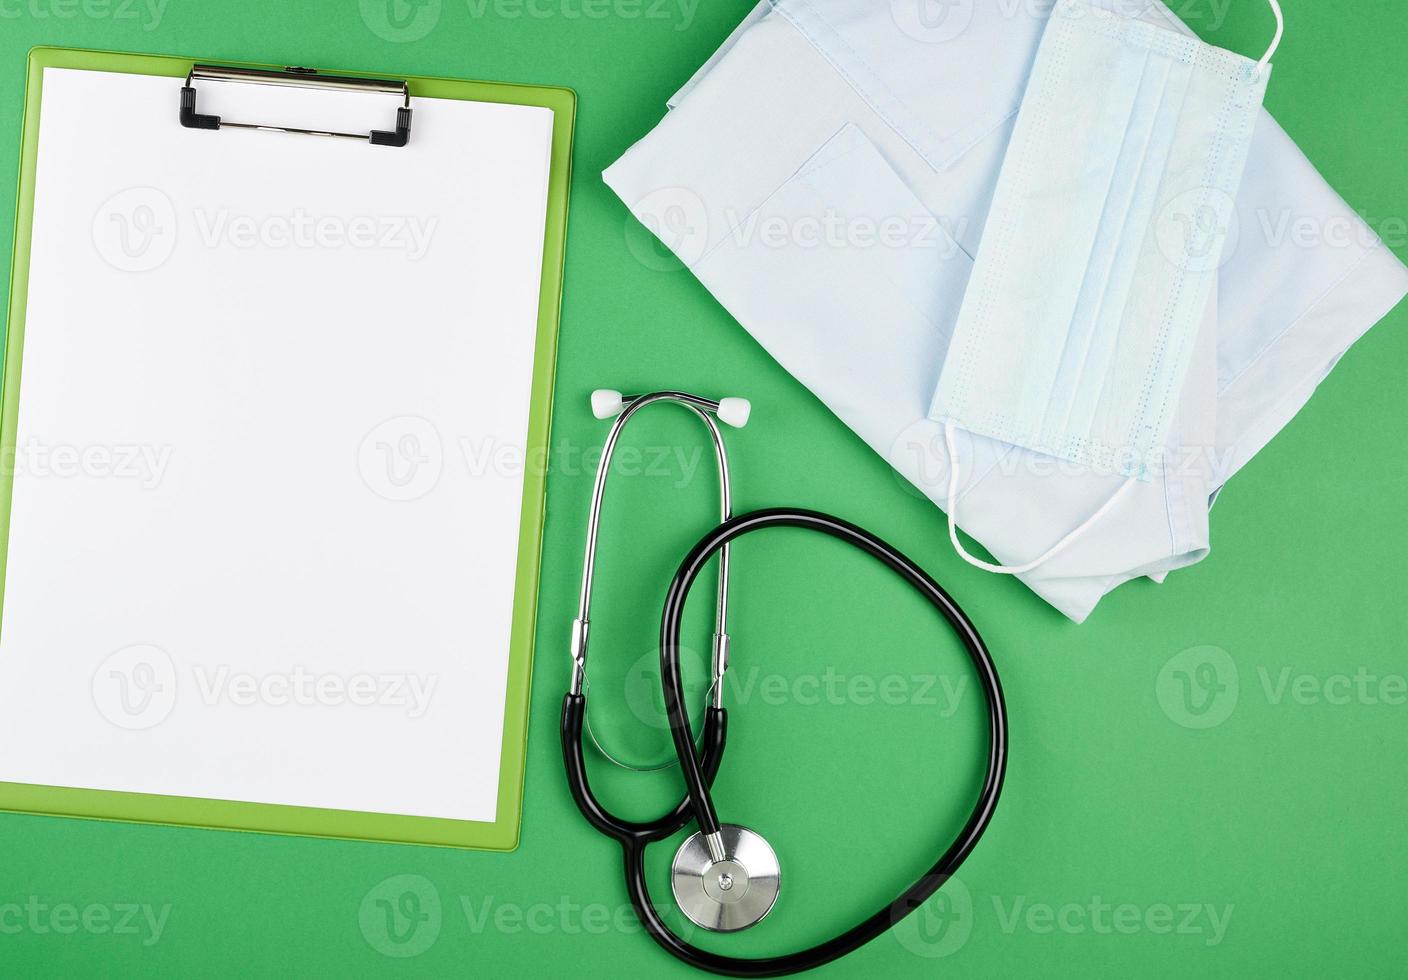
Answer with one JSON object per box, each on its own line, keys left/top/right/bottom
{"left": 0, "top": 47, "right": 575, "bottom": 851}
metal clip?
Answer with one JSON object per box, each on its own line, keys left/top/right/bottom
{"left": 179, "top": 64, "right": 413, "bottom": 147}
{"left": 569, "top": 618, "right": 590, "bottom": 695}
{"left": 710, "top": 632, "right": 730, "bottom": 709}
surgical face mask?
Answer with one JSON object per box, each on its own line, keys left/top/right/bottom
{"left": 929, "top": 0, "right": 1279, "bottom": 574}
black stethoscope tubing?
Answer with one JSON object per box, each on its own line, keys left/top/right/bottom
{"left": 562, "top": 507, "right": 1008, "bottom": 977}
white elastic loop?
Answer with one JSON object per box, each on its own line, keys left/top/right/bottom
{"left": 942, "top": 423, "right": 1138, "bottom": 576}
{"left": 1255, "top": 0, "right": 1283, "bottom": 79}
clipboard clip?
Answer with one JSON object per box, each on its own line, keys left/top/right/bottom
{"left": 180, "top": 64, "right": 413, "bottom": 147}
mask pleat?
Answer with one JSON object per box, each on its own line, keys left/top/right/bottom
{"left": 1041, "top": 46, "right": 1162, "bottom": 451}
{"left": 1000, "top": 27, "right": 1154, "bottom": 443}
{"left": 1062, "top": 55, "right": 1193, "bottom": 455}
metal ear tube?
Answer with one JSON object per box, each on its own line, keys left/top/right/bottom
{"left": 569, "top": 390, "right": 744, "bottom": 767}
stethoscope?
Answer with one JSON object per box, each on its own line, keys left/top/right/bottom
{"left": 562, "top": 389, "right": 1008, "bottom": 976}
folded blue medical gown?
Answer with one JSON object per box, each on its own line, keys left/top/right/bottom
{"left": 605, "top": 0, "right": 1408, "bottom": 621}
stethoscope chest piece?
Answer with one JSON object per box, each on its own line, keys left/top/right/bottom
{"left": 671, "top": 824, "right": 781, "bottom": 932}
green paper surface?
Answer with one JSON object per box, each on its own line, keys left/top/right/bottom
{"left": 0, "top": 0, "right": 1404, "bottom": 976}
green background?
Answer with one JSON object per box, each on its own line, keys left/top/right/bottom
{"left": 0, "top": 0, "right": 1404, "bottom": 976}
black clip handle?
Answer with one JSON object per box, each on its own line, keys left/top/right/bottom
{"left": 179, "top": 85, "right": 221, "bottom": 131}
{"left": 369, "top": 106, "right": 413, "bottom": 148}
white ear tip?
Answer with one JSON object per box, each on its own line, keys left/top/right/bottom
{"left": 591, "top": 389, "right": 624, "bottom": 420}
{"left": 717, "top": 397, "right": 751, "bottom": 428}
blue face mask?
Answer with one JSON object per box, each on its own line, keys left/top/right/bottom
{"left": 930, "top": 0, "right": 1279, "bottom": 574}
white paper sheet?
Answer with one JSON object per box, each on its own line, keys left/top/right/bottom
{"left": 0, "top": 68, "right": 554, "bottom": 822}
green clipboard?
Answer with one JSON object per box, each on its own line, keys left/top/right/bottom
{"left": 0, "top": 47, "right": 574, "bottom": 850}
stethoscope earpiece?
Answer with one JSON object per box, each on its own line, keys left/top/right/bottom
{"left": 590, "top": 388, "right": 625, "bottom": 420}
{"left": 715, "top": 397, "right": 751, "bottom": 428}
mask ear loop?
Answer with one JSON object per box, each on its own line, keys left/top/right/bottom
{"left": 1254, "top": 0, "right": 1283, "bottom": 80}
{"left": 942, "top": 422, "right": 1138, "bottom": 575}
